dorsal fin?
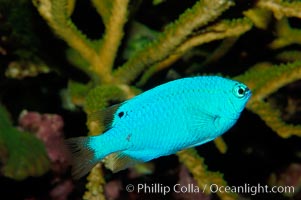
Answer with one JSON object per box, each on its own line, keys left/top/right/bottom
{"left": 104, "top": 152, "right": 142, "bottom": 173}
{"left": 88, "top": 104, "right": 121, "bottom": 131}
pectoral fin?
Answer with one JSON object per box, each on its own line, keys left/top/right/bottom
{"left": 189, "top": 108, "right": 217, "bottom": 130}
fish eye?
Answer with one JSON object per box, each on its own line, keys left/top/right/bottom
{"left": 233, "top": 84, "right": 247, "bottom": 98}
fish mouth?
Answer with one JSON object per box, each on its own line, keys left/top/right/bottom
{"left": 244, "top": 87, "right": 252, "bottom": 99}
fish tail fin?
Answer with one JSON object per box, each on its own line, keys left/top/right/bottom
{"left": 65, "top": 136, "right": 100, "bottom": 179}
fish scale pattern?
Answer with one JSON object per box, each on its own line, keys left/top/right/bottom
{"left": 67, "top": 76, "right": 251, "bottom": 178}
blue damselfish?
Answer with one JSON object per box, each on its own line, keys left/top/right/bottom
{"left": 66, "top": 76, "right": 251, "bottom": 179}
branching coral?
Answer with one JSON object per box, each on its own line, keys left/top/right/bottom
{"left": 177, "top": 149, "right": 237, "bottom": 200}
{"left": 138, "top": 18, "right": 253, "bottom": 85}
{"left": 257, "top": 0, "right": 301, "bottom": 19}
{"left": 235, "top": 61, "right": 301, "bottom": 138}
{"left": 31, "top": 0, "right": 243, "bottom": 199}
{"left": 33, "top": 0, "right": 234, "bottom": 85}
{"left": 4, "top": 0, "right": 295, "bottom": 199}
{"left": 239, "top": 0, "right": 301, "bottom": 139}
{"left": 269, "top": 18, "right": 301, "bottom": 49}
{"left": 113, "top": 0, "right": 234, "bottom": 84}
{"left": 33, "top": 0, "right": 129, "bottom": 83}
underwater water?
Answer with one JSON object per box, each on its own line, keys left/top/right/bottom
{"left": 0, "top": 0, "right": 301, "bottom": 199}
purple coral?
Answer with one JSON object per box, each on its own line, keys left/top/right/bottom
{"left": 18, "top": 111, "right": 74, "bottom": 200}
{"left": 50, "top": 180, "right": 74, "bottom": 200}
{"left": 269, "top": 163, "right": 301, "bottom": 197}
{"left": 18, "top": 111, "right": 70, "bottom": 174}
{"left": 173, "top": 165, "right": 211, "bottom": 200}
{"left": 105, "top": 180, "right": 122, "bottom": 200}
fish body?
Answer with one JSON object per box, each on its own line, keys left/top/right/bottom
{"left": 67, "top": 76, "right": 251, "bottom": 179}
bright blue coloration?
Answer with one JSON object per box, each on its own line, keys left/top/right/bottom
{"left": 67, "top": 76, "right": 251, "bottom": 179}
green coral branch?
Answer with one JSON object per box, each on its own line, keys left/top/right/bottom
{"left": 269, "top": 18, "right": 301, "bottom": 49}
{"left": 83, "top": 163, "right": 106, "bottom": 200}
{"left": 199, "top": 37, "right": 239, "bottom": 68}
{"left": 94, "top": 0, "right": 129, "bottom": 74}
{"left": 257, "top": 0, "right": 301, "bottom": 19}
{"left": 113, "top": 0, "right": 235, "bottom": 84}
{"left": 66, "top": 0, "right": 75, "bottom": 16}
{"left": 243, "top": 8, "right": 272, "bottom": 29}
{"left": 235, "top": 61, "right": 301, "bottom": 138}
{"left": 249, "top": 101, "right": 301, "bottom": 138}
{"left": 276, "top": 50, "right": 301, "bottom": 62}
{"left": 137, "top": 18, "right": 252, "bottom": 86}
{"left": 33, "top": 0, "right": 127, "bottom": 83}
{"left": 67, "top": 81, "right": 93, "bottom": 107}
{"left": 214, "top": 137, "right": 228, "bottom": 154}
{"left": 33, "top": 0, "right": 97, "bottom": 71}
{"left": 236, "top": 61, "right": 301, "bottom": 103}
{"left": 91, "top": 0, "right": 113, "bottom": 26}
{"left": 177, "top": 149, "right": 237, "bottom": 200}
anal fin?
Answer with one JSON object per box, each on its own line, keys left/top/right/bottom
{"left": 104, "top": 152, "right": 142, "bottom": 173}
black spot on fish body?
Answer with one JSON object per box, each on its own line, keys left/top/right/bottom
{"left": 118, "top": 111, "right": 124, "bottom": 118}
{"left": 126, "top": 133, "right": 132, "bottom": 142}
